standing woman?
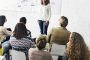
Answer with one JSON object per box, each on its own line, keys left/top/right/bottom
{"left": 38, "top": 0, "right": 51, "bottom": 35}
{"left": 67, "top": 32, "right": 90, "bottom": 60}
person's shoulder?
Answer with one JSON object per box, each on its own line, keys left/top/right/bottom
{"left": 43, "top": 51, "right": 52, "bottom": 58}
{"left": 10, "top": 36, "right": 16, "bottom": 40}
{"left": 46, "top": 4, "right": 51, "bottom": 8}
{"left": 43, "top": 51, "right": 50, "bottom": 55}
{"left": 0, "top": 26, "right": 6, "bottom": 30}
{"left": 52, "top": 27, "right": 61, "bottom": 31}
{"left": 29, "top": 48, "right": 37, "bottom": 53}
{"left": 47, "top": 4, "right": 50, "bottom": 6}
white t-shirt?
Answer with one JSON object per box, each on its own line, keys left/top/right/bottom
{"left": 39, "top": 4, "right": 51, "bottom": 21}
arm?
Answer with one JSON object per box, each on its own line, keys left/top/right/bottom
{"left": 47, "top": 28, "right": 53, "bottom": 52}
{"left": 2, "top": 27, "right": 12, "bottom": 36}
{"left": 47, "top": 28, "right": 53, "bottom": 43}
{"left": 46, "top": 4, "right": 51, "bottom": 21}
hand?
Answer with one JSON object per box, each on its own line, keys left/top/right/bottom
{"left": 45, "top": 21, "right": 49, "bottom": 26}
{"left": 46, "top": 21, "right": 49, "bottom": 23}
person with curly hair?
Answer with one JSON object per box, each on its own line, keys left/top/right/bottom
{"left": 67, "top": 32, "right": 90, "bottom": 60}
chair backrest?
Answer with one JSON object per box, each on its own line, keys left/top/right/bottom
{"left": 50, "top": 43, "right": 66, "bottom": 56}
{"left": 0, "top": 56, "right": 4, "bottom": 60}
{"left": 10, "top": 50, "right": 26, "bottom": 60}
{"left": 52, "top": 56, "right": 58, "bottom": 60}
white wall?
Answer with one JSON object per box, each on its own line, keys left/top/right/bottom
{"left": 61, "top": 0, "right": 90, "bottom": 48}
{"left": 0, "top": 0, "right": 89, "bottom": 48}
{"left": 0, "top": 0, "right": 62, "bottom": 37}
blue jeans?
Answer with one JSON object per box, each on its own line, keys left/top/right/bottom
{"left": 2, "top": 41, "right": 11, "bottom": 60}
{"left": 38, "top": 20, "right": 49, "bottom": 35}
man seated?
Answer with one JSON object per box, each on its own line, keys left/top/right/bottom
{"left": 47, "top": 16, "right": 71, "bottom": 60}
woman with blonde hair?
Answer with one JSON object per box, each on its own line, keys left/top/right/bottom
{"left": 28, "top": 35, "right": 53, "bottom": 60}
{"left": 67, "top": 32, "right": 90, "bottom": 60}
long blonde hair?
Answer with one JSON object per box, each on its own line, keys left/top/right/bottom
{"left": 67, "top": 32, "right": 90, "bottom": 60}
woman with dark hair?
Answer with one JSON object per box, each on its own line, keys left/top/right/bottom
{"left": 29, "top": 35, "right": 53, "bottom": 60}
{"left": 38, "top": 0, "right": 51, "bottom": 35}
{"left": 19, "top": 17, "right": 35, "bottom": 42}
{"left": 67, "top": 32, "right": 90, "bottom": 60}
{"left": 10, "top": 23, "right": 35, "bottom": 60}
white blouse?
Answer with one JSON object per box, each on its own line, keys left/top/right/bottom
{"left": 39, "top": 4, "right": 51, "bottom": 21}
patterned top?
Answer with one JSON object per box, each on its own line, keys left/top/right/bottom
{"left": 9, "top": 37, "right": 35, "bottom": 49}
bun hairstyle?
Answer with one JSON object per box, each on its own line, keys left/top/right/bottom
{"left": 36, "top": 35, "right": 47, "bottom": 50}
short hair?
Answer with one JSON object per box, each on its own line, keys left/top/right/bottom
{"left": 0, "top": 15, "right": 7, "bottom": 26}
{"left": 13, "top": 23, "right": 28, "bottom": 39}
{"left": 67, "top": 32, "right": 90, "bottom": 60}
{"left": 19, "top": 17, "right": 27, "bottom": 24}
{"left": 41, "top": 0, "right": 50, "bottom": 5}
{"left": 60, "top": 16, "right": 68, "bottom": 27}
{"left": 36, "top": 35, "right": 47, "bottom": 50}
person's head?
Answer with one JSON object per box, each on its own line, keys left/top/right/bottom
{"left": 19, "top": 17, "right": 27, "bottom": 25}
{"left": 0, "top": 15, "right": 7, "bottom": 26}
{"left": 41, "top": 0, "right": 50, "bottom": 5}
{"left": 59, "top": 16, "right": 68, "bottom": 28}
{"left": 13, "top": 23, "right": 28, "bottom": 39}
{"left": 36, "top": 35, "right": 47, "bottom": 50}
{"left": 67, "top": 32, "right": 89, "bottom": 60}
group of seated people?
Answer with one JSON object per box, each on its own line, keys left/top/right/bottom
{"left": 0, "top": 15, "right": 90, "bottom": 60}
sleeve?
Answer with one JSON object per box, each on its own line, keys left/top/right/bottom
{"left": 47, "top": 4, "right": 51, "bottom": 21}
{"left": 28, "top": 48, "right": 34, "bottom": 60}
{"left": 30, "top": 41, "right": 35, "bottom": 48}
{"left": 2, "top": 27, "right": 12, "bottom": 36}
{"left": 66, "top": 42, "right": 70, "bottom": 58}
{"left": 47, "top": 28, "right": 53, "bottom": 43}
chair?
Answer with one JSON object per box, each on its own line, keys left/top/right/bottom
{"left": 0, "top": 56, "right": 4, "bottom": 60}
{"left": 9, "top": 49, "right": 26, "bottom": 60}
{"left": 50, "top": 43, "right": 66, "bottom": 60}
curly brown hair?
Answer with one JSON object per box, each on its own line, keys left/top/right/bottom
{"left": 67, "top": 32, "right": 90, "bottom": 60}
